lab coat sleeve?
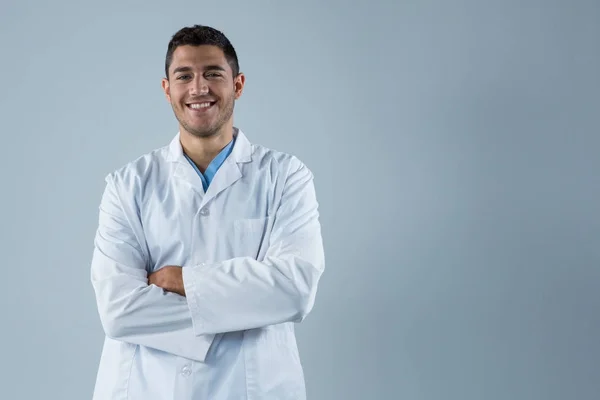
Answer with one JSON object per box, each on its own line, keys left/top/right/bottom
{"left": 182, "top": 160, "right": 325, "bottom": 335}
{"left": 90, "top": 174, "right": 214, "bottom": 362}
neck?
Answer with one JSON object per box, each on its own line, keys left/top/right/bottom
{"left": 180, "top": 125, "right": 234, "bottom": 173}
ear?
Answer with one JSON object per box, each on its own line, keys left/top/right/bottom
{"left": 161, "top": 78, "right": 171, "bottom": 102}
{"left": 234, "top": 73, "right": 246, "bottom": 100}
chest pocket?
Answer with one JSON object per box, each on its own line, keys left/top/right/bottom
{"left": 231, "top": 216, "right": 273, "bottom": 260}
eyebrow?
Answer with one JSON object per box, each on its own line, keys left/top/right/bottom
{"left": 172, "top": 65, "right": 227, "bottom": 75}
{"left": 172, "top": 66, "right": 193, "bottom": 75}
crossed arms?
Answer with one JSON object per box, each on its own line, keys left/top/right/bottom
{"left": 90, "top": 162, "right": 324, "bottom": 362}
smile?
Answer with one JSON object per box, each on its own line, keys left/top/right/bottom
{"left": 186, "top": 101, "right": 216, "bottom": 111}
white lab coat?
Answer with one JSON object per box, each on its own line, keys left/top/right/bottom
{"left": 90, "top": 129, "right": 325, "bottom": 400}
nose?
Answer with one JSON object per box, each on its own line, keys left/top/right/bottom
{"left": 190, "top": 77, "right": 209, "bottom": 96}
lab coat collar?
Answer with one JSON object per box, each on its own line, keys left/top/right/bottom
{"left": 167, "top": 127, "right": 252, "bottom": 202}
{"left": 166, "top": 127, "right": 253, "bottom": 164}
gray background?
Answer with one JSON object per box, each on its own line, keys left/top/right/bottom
{"left": 0, "top": 0, "right": 598, "bottom": 399}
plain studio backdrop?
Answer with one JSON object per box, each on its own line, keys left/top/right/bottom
{"left": 0, "top": 0, "right": 598, "bottom": 399}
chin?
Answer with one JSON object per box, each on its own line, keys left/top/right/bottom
{"left": 189, "top": 128, "right": 219, "bottom": 138}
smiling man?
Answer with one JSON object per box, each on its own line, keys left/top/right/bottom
{"left": 90, "top": 25, "right": 325, "bottom": 400}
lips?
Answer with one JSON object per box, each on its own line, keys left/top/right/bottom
{"left": 186, "top": 101, "right": 216, "bottom": 111}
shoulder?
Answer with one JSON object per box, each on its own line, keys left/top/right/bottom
{"left": 249, "top": 141, "right": 313, "bottom": 182}
{"left": 103, "top": 144, "right": 169, "bottom": 192}
{"left": 105, "top": 144, "right": 169, "bottom": 182}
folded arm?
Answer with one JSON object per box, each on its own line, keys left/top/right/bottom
{"left": 90, "top": 174, "right": 214, "bottom": 362}
{"left": 182, "top": 161, "right": 326, "bottom": 336}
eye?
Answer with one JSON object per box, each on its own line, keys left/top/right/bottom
{"left": 206, "top": 72, "right": 223, "bottom": 78}
{"left": 176, "top": 74, "right": 192, "bottom": 81}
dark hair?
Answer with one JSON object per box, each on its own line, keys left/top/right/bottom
{"left": 165, "top": 25, "right": 240, "bottom": 79}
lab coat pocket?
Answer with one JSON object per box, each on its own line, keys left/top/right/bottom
{"left": 232, "top": 216, "right": 273, "bottom": 260}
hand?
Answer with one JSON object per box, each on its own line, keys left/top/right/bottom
{"left": 148, "top": 265, "right": 186, "bottom": 296}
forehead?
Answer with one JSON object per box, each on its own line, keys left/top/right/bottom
{"left": 170, "top": 45, "right": 230, "bottom": 72}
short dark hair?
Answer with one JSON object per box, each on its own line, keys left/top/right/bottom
{"left": 165, "top": 25, "right": 240, "bottom": 79}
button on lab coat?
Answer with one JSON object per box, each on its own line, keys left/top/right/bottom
{"left": 90, "top": 129, "right": 325, "bottom": 400}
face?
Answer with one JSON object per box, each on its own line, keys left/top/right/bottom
{"left": 162, "top": 45, "right": 245, "bottom": 139}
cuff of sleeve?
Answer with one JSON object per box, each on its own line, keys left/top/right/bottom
{"left": 189, "top": 331, "right": 215, "bottom": 363}
{"left": 182, "top": 263, "right": 210, "bottom": 336}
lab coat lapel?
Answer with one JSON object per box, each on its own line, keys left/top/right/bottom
{"left": 166, "top": 133, "right": 206, "bottom": 197}
{"left": 199, "top": 129, "right": 253, "bottom": 208}
{"left": 172, "top": 162, "right": 206, "bottom": 197}
{"left": 200, "top": 157, "right": 241, "bottom": 207}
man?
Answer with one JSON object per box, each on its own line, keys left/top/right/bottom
{"left": 90, "top": 25, "right": 325, "bottom": 400}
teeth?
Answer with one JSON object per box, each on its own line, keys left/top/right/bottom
{"left": 189, "top": 102, "right": 212, "bottom": 109}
